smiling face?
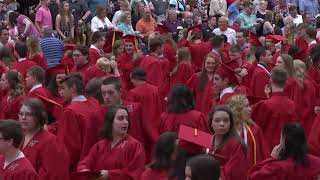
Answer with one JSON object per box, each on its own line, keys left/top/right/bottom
{"left": 112, "top": 108, "right": 129, "bottom": 137}
{"left": 211, "top": 111, "right": 231, "bottom": 136}
{"left": 204, "top": 56, "right": 219, "bottom": 73}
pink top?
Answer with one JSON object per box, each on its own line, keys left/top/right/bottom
{"left": 17, "top": 15, "right": 40, "bottom": 38}
{"left": 35, "top": 6, "right": 53, "bottom": 31}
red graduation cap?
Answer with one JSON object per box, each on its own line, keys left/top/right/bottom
{"left": 122, "top": 34, "right": 136, "bottom": 43}
{"left": 35, "top": 93, "right": 63, "bottom": 108}
{"left": 64, "top": 43, "right": 76, "bottom": 51}
{"left": 215, "top": 63, "right": 240, "bottom": 85}
{"left": 224, "top": 58, "right": 240, "bottom": 70}
{"left": 188, "top": 24, "right": 202, "bottom": 33}
{"left": 178, "top": 125, "right": 213, "bottom": 149}
{"left": 265, "top": 34, "right": 287, "bottom": 44}
{"left": 70, "top": 171, "right": 101, "bottom": 180}
{"left": 248, "top": 31, "right": 262, "bottom": 47}
{"left": 155, "top": 24, "right": 170, "bottom": 34}
{"left": 46, "top": 64, "right": 70, "bottom": 76}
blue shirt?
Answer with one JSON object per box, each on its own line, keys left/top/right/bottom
{"left": 40, "top": 37, "right": 64, "bottom": 69}
{"left": 238, "top": 12, "right": 257, "bottom": 33}
{"left": 228, "top": 3, "right": 240, "bottom": 23}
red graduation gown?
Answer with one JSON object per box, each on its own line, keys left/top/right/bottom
{"left": 251, "top": 92, "right": 297, "bottom": 153}
{"left": 248, "top": 155, "right": 320, "bottom": 180}
{"left": 163, "top": 43, "right": 177, "bottom": 71}
{"left": 126, "top": 82, "right": 163, "bottom": 159}
{"left": 72, "top": 63, "right": 91, "bottom": 82}
{"left": 309, "top": 114, "right": 320, "bottom": 157}
{"left": 170, "top": 61, "right": 194, "bottom": 88}
{"left": 117, "top": 52, "right": 142, "bottom": 91}
{"left": 208, "top": 136, "right": 248, "bottom": 180}
{"left": 84, "top": 64, "right": 115, "bottom": 83}
{"left": 240, "top": 123, "right": 269, "bottom": 167}
{"left": 26, "top": 53, "right": 47, "bottom": 70}
{"left": 89, "top": 48, "right": 101, "bottom": 65}
{"left": 0, "top": 94, "right": 24, "bottom": 120}
{"left": 159, "top": 110, "right": 209, "bottom": 153}
{"left": 187, "top": 73, "right": 215, "bottom": 115}
{"left": 57, "top": 98, "right": 103, "bottom": 171}
{"left": 27, "top": 86, "right": 54, "bottom": 113}
{"left": 77, "top": 135, "right": 146, "bottom": 180}
{"left": 12, "top": 59, "right": 37, "bottom": 78}
{"left": 250, "top": 64, "right": 270, "bottom": 98}
{"left": 139, "top": 55, "right": 170, "bottom": 97}
{"left": 189, "top": 41, "right": 212, "bottom": 71}
{"left": 21, "top": 129, "right": 70, "bottom": 180}
{"left": 218, "top": 86, "right": 248, "bottom": 105}
{"left": 0, "top": 156, "right": 39, "bottom": 180}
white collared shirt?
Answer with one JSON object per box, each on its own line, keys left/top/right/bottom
{"left": 29, "top": 84, "right": 42, "bottom": 93}
{"left": 219, "top": 86, "right": 236, "bottom": 99}
{"left": 18, "top": 58, "right": 26, "bottom": 62}
{"left": 257, "top": 64, "right": 270, "bottom": 75}
{"left": 90, "top": 45, "right": 102, "bottom": 55}
{"left": 4, "top": 151, "right": 25, "bottom": 169}
{"left": 72, "top": 95, "right": 87, "bottom": 102}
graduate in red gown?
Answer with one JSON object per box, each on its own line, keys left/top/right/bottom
{"left": 89, "top": 31, "right": 105, "bottom": 65}
{"left": 77, "top": 106, "right": 146, "bottom": 180}
{"left": 181, "top": 25, "right": 212, "bottom": 71}
{"left": 12, "top": 41, "right": 37, "bottom": 79}
{"left": 141, "top": 132, "right": 177, "bottom": 180}
{"left": 18, "top": 98, "right": 69, "bottom": 180}
{"left": 139, "top": 37, "right": 170, "bottom": 98}
{"left": 0, "top": 120, "right": 39, "bottom": 180}
{"left": 170, "top": 47, "right": 194, "bottom": 88}
{"left": 58, "top": 73, "right": 104, "bottom": 171}
{"left": 117, "top": 35, "right": 143, "bottom": 91}
{"left": 249, "top": 123, "right": 320, "bottom": 180}
{"left": 207, "top": 105, "right": 249, "bottom": 180}
{"left": 26, "top": 37, "right": 47, "bottom": 70}
{"left": 252, "top": 67, "right": 297, "bottom": 153}
{"left": 264, "top": 34, "right": 287, "bottom": 68}
{"left": 187, "top": 52, "right": 220, "bottom": 115}
{"left": 226, "top": 95, "right": 269, "bottom": 167}
{"left": 0, "top": 70, "right": 25, "bottom": 120}
{"left": 127, "top": 68, "right": 163, "bottom": 161}
{"left": 250, "top": 47, "right": 272, "bottom": 98}
{"left": 71, "top": 46, "right": 92, "bottom": 81}
{"left": 101, "top": 77, "right": 144, "bottom": 147}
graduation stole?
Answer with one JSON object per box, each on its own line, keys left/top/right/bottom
{"left": 244, "top": 124, "right": 257, "bottom": 165}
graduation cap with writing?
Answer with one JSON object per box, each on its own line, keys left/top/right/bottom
{"left": 215, "top": 63, "right": 240, "bottom": 85}
{"left": 265, "top": 34, "right": 287, "bottom": 44}
{"left": 155, "top": 24, "right": 170, "bottom": 34}
{"left": 188, "top": 24, "right": 202, "bottom": 33}
{"left": 70, "top": 171, "right": 101, "bottom": 180}
{"left": 178, "top": 125, "right": 213, "bottom": 149}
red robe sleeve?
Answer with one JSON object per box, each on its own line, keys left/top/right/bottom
{"left": 309, "top": 115, "right": 320, "bottom": 157}
{"left": 250, "top": 72, "right": 270, "bottom": 98}
{"left": 57, "top": 109, "right": 82, "bottom": 171}
{"left": 248, "top": 158, "right": 286, "bottom": 180}
{"left": 89, "top": 48, "right": 101, "bottom": 65}
{"left": 170, "top": 61, "right": 194, "bottom": 87}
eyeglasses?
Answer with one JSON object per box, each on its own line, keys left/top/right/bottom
{"left": 18, "top": 112, "right": 33, "bottom": 117}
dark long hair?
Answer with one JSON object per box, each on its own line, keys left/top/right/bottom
{"left": 197, "top": 53, "right": 218, "bottom": 91}
{"left": 208, "top": 105, "right": 246, "bottom": 151}
{"left": 186, "top": 154, "right": 220, "bottom": 180}
{"left": 167, "top": 84, "right": 194, "bottom": 113}
{"left": 20, "top": 98, "right": 48, "bottom": 129}
{"left": 100, "top": 106, "right": 130, "bottom": 140}
{"left": 5, "top": 70, "right": 24, "bottom": 97}
{"left": 149, "top": 132, "right": 177, "bottom": 170}
{"left": 278, "top": 123, "right": 309, "bottom": 167}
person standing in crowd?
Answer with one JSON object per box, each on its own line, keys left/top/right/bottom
{"left": 207, "top": 105, "right": 249, "bottom": 180}
{"left": 40, "top": 27, "right": 64, "bottom": 69}
{"left": 112, "top": 0, "right": 131, "bottom": 27}
{"left": 252, "top": 67, "right": 297, "bottom": 153}
{"left": 201, "top": 16, "right": 217, "bottom": 41}
{"left": 213, "top": 16, "right": 237, "bottom": 45}
{"left": 89, "top": 31, "right": 105, "bottom": 65}
{"left": 238, "top": 1, "right": 260, "bottom": 33}
{"left": 227, "top": 0, "right": 242, "bottom": 24}
{"left": 18, "top": 98, "right": 70, "bottom": 180}
{"left": 0, "top": 120, "right": 39, "bottom": 179}
{"left": 208, "top": 0, "right": 227, "bottom": 16}
{"left": 55, "top": 1, "right": 74, "bottom": 41}
{"left": 288, "top": 6, "right": 303, "bottom": 25}
{"left": 26, "top": 37, "right": 47, "bottom": 70}
{"left": 136, "top": 7, "right": 156, "bottom": 40}
{"left": 35, "top": 0, "right": 53, "bottom": 36}
{"left": 185, "top": 154, "right": 220, "bottom": 180}
{"left": 90, "top": 6, "right": 114, "bottom": 33}
{"left": 8, "top": 11, "right": 40, "bottom": 39}
{"left": 0, "top": 27, "right": 13, "bottom": 49}
{"left": 117, "top": 12, "right": 135, "bottom": 35}
{"left": 249, "top": 123, "right": 320, "bottom": 179}
{"left": 162, "top": 8, "right": 183, "bottom": 34}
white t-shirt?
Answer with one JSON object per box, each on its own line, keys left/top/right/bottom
{"left": 291, "top": 15, "right": 303, "bottom": 26}
{"left": 212, "top": 27, "right": 237, "bottom": 45}
{"left": 91, "top": 16, "right": 114, "bottom": 32}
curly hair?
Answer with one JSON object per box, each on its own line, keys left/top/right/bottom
{"left": 4, "top": 70, "right": 24, "bottom": 98}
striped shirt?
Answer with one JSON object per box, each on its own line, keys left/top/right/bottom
{"left": 40, "top": 37, "right": 64, "bottom": 69}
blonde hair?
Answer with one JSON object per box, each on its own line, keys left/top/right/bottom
{"left": 226, "top": 95, "right": 254, "bottom": 128}
{"left": 96, "top": 57, "right": 112, "bottom": 72}
{"left": 293, "top": 59, "right": 306, "bottom": 87}
{"left": 27, "top": 37, "right": 41, "bottom": 56}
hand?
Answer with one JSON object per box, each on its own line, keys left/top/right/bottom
{"left": 97, "top": 170, "right": 108, "bottom": 180}
{"left": 253, "top": 23, "right": 261, "bottom": 27}
{"left": 78, "top": 19, "right": 83, "bottom": 24}
{"left": 264, "top": 84, "right": 271, "bottom": 98}
{"left": 271, "top": 144, "right": 283, "bottom": 159}
{"left": 110, "top": 60, "right": 117, "bottom": 69}
{"left": 133, "top": 51, "right": 143, "bottom": 61}
{"left": 187, "top": 30, "right": 194, "bottom": 41}
{"left": 238, "top": 68, "right": 248, "bottom": 77}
